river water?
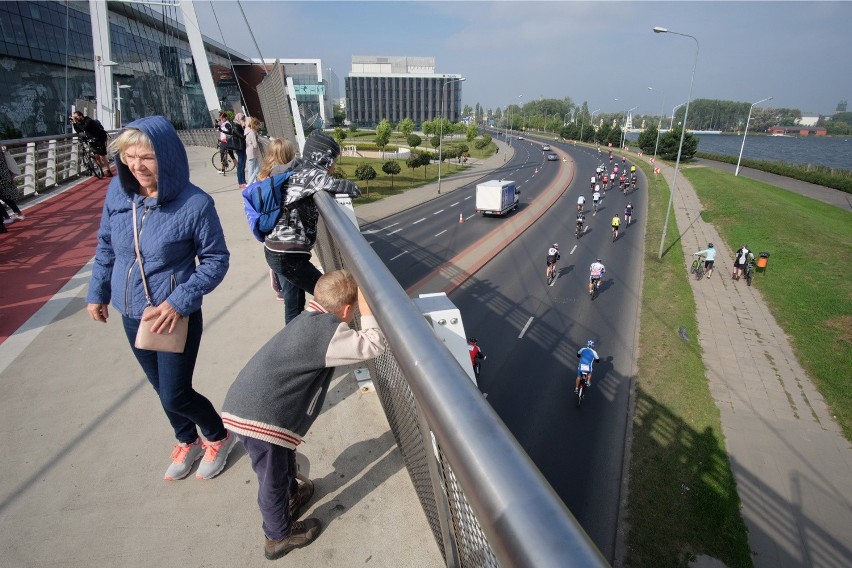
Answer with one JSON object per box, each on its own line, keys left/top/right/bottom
{"left": 625, "top": 133, "right": 852, "bottom": 171}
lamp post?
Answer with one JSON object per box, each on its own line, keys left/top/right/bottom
{"left": 736, "top": 96, "right": 773, "bottom": 176}
{"left": 581, "top": 108, "right": 600, "bottom": 142}
{"left": 649, "top": 86, "right": 665, "bottom": 164}
{"left": 621, "top": 105, "right": 638, "bottom": 150}
{"left": 437, "top": 76, "right": 465, "bottom": 194}
{"left": 518, "top": 94, "right": 524, "bottom": 132}
{"left": 115, "top": 82, "right": 131, "bottom": 128}
{"left": 670, "top": 102, "right": 686, "bottom": 130}
{"left": 654, "top": 26, "right": 699, "bottom": 259}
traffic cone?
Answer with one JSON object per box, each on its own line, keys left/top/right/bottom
{"left": 459, "top": 212, "right": 464, "bottom": 223}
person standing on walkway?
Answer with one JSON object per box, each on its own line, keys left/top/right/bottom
{"left": 86, "top": 116, "right": 236, "bottom": 481}
{"left": 232, "top": 113, "right": 248, "bottom": 187}
{"left": 221, "top": 270, "right": 386, "bottom": 559}
{"left": 693, "top": 243, "right": 717, "bottom": 278}
{"left": 1, "top": 146, "right": 25, "bottom": 233}
{"left": 245, "top": 116, "right": 261, "bottom": 185}
{"left": 263, "top": 130, "right": 361, "bottom": 324}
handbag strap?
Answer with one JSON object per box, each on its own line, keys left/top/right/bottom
{"left": 132, "top": 201, "right": 153, "bottom": 306}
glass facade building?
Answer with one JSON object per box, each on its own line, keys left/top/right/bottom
{"left": 345, "top": 56, "right": 462, "bottom": 128}
{"left": 0, "top": 0, "right": 250, "bottom": 137}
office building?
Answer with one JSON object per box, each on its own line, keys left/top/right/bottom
{"left": 345, "top": 56, "right": 463, "bottom": 128}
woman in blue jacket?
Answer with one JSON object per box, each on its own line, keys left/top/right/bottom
{"left": 86, "top": 116, "right": 236, "bottom": 481}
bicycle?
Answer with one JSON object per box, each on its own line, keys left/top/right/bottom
{"left": 589, "top": 277, "right": 602, "bottom": 300}
{"left": 691, "top": 254, "right": 706, "bottom": 280}
{"left": 611, "top": 225, "right": 619, "bottom": 242}
{"left": 744, "top": 258, "right": 755, "bottom": 286}
{"left": 576, "top": 221, "right": 584, "bottom": 239}
{"left": 593, "top": 200, "right": 599, "bottom": 215}
{"left": 577, "top": 373, "right": 589, "bottom": 407}
{"left": 547, "top": 261, "right": 558, "bottom": 286}
{"left": 80, "top": 139, "right": 104, "bottom": 179}
{"left": 212, "top": 149, "right": 236, "bottom": 173}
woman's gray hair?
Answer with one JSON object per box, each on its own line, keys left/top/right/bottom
{"left": 109, "top": 128, "right": 154, "bottom": 163}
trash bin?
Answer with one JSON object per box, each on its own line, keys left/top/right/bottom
{"left": 757, "top": 252, "right": 769, "bottom": 269}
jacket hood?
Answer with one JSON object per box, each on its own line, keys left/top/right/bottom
{"left": 301, "top": 130, "right": 340, "bottom": 169}
{"left": 114, "top": 115, "right": 189, "bottom": 205}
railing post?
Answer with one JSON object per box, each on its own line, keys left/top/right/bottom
{"left": 70, "top": 138, "right": 80, "bottom": 176}
{"left": 45, "top": 140, "right": 57, "bottom": 188}
{"left": 24, "top": 142, "right": 37, "bottom": 197}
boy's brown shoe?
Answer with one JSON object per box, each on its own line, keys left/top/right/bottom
{"left": 264, "top": 519, "right": 322, "bottom": 560}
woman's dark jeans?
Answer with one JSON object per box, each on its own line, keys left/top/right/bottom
{"left": 122, "top": 309, "right": 227, "bottom": 443}
{"left": 264, "top": 248, "right": 322, "bottom": 324}
{"left": 236, "top": 149, "right": 247, "bottom": 185}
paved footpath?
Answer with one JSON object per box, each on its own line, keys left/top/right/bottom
{"left": 651, "top": 157, "right": 852, "bottom": 568}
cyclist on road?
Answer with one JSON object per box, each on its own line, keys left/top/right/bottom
{"left": 592, "top": 187, "right": 601, "bottom": 213}
{"left": 693, "top": 243, "right": 717, "bottom": 278}
{"left": 611, "top": 214, "right": 621, "bottom": 240}
{"left": 590, "top": 174, "right": 597, "bottom": 191}
{"left": 468, "top": 338, "right": 486, "bottom": 380}
{"left": 577, "top": 194, "right": 586, "bottom": 213}
{"left": 630, "top": 164, "right": 636, "bottom": 174}
{"left": 576, "top": 340, "right": 601, "bottom": 393}
{"left": 547, "top": 243, "right": 561, "bottom": 280}
{"left": 624, "top": 202, "right": 634, "bottom": 225}
{"left": 576, "top": 212, "right": 586, "bottom": 236}
{"left": 589, "top": 258, "right": 606, "bottom": 294}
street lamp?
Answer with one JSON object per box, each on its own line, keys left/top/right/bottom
{"left": 621, "top": 105, "right": 638, "bottom": 150}
{"left": 437, "top": 76, "right": 465, "bottom": 194}
{"left": 649, "top": 86, "right": 665, "bottom": 164}
{"left": 670, "top": 102, "right": 686, "bottom": 130}
{"left": 654, "top": 26, "right": 699, "bottom": 259}
{"left": 581, "top": 108, "right": 600, "bottom": 142}
{"left": 518, "top": 94, "right": 525, "bottom": 132}
{"left": 115, "top": 82, "right": 131, "bottom": 128}
{"left": 735, "top": 96, "right": 773, "bottom": 176}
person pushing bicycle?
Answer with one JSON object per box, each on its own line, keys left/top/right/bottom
{"left": 693, "top": 243, "right": 717, "bottom": 278}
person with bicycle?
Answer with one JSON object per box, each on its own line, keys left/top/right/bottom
{"left": 590, "top": 174, "right": 597, "bottom": 191}
{"left": 732, "top": 244, "right": 752, "bottom": 281}
{"left": 215, "top": 112, "right": 235, "bottom": 175}
{"left": 546, "top": 243, "right": 560, "bottom": 281}
{"left": 467, "top": 338, "right": 486, "bottom": 380}
{"left": 630, "top": 164, "right": 636, "bottom": 174}
{"left": 577, "top": 194, "right": 586, "bottom": 213}
{"left": 71, "top": 111, "right": 112, "bottom": 177}
{"left": 693, "top": 243, "right": 717, "bottom": 278}
{"left": 576, "top": 212, "right": 586, "bottom": 237}
{"left": 611, "top": 214, "right": 621, "bottom": 240}
{"left": 630, "top": 172, "right": 637, "bottom": 191}
{"left": 624, "top": 202, "right": 633, "bottom": 226}
{"left": 589, "top": 258, "right": 605, "bottom": 295}
{"left": 575, "top": 340, "right": 600, "bottom": 393}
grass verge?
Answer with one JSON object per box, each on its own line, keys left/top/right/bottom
{"left": 625, "top": 160, "right": 753, "bottom": 567}
{"left": 683, "top": 166, "right": 852, "bottom": 439}
{"left": 695, "top": 152, "right": 852, "bottom": 193}
{"left": 337, "top": 156, "right": 469, "bottom": 205}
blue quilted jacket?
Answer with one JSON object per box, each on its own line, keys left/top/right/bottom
{"left": 86, "top": 116, "right": 230, "bottom": 319}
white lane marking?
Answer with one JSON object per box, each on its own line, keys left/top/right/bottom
{"left": 465, "top": 214, "right": 476, "bottom": 221}
{"left": 389, "top": 250, "right": 408, "bottom": 261}
{"left": 433, "top": 209, "right": 444, "bottom": 215}
{"left": 518, "top": 317, "right": 534, "bottom": 339}
{"left": 384, "top": 222, "right": 399, "bottom": 229}
{"left": 549, "top": 274, "right": 558, "bottom": 287}
{"left": 464, "top": 195, "right": 472, "bottom": 200}
{"left": 413, "top": 217, "right": 426, "bottom": 224}
{"left": 451, "top": 202, "right": 460, "bottom": 206}
{"left": 570, "top": 245, "right": 577, "bottom": 255}
{"left": 388, "top": 228, "right": 403, "bottom": 235}
{"left": 434, "top": 229, "right": 447, "bottom": 237}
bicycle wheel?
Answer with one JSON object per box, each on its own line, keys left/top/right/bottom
{"left": 91, "top": 159, "right": 104, "bottom": 179}
{"left": 691, "top": 259, "right": 700, "bottom": 275}
{"left": 212, "top": 152, "right": 225, "bottom": 172}
{"left": 746, "top": 269, "right": 752, "bottom": 286}
{"left": 577, "top": 384, "right": 584, "bottom": 407}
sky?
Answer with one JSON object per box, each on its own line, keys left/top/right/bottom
{"left": 192, "top": 1, "right": 852, "bottom": 117}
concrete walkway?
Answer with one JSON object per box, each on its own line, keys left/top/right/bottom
{"left": 651, "top": 158, "right": 852, "bottom": 567}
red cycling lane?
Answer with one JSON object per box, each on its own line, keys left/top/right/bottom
{"left": 0, "top": 177, "right": 109, "bottom": 344}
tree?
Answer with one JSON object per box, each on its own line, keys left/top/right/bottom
{"left": 422, "top": 119, "right": 436, "bottom": 137}
{"left": 407, "top": 133, "right": 422, "bottom": 149}
{"left": 349, "top": 123, "right": 358, "bottom": 133}
{"left": 430, "top": 136, "right": 441, "bottom": 150}
{"left": 637, "top": 124, "right": 659, "bottom": 154}
{"left": 375, "top": 118, "right": 392, "bottom": 156}
{"left": 466, "top": 123, "right": 478, "bottom": 142}
{"left": 382, "top": 160, "right": 401, "bottom": 188}
{"left": 332, "top": 127, "right": 347, "bottom": 143}
{"left": 355, "top": 163, "right": 377, "bottom": 195}
{"left": 657, "top": 127, "right": 699, "bottom": 161}
{"left": 462, "top": 104, "right": 473, "bottom": 117}
{"left": 607, "top": 125, "right": 622, "bottom": 148}
{"left": 332, "top": 103, "right": 346, "bottom": 126}
{"left": 406, "top": 151, "right": 430, "bottom": 179}
{"left": 595, "top": 122, "right": 612, "bottom": 145}
{"left": 398, "top": 117, "right": 415, "bottom": 137}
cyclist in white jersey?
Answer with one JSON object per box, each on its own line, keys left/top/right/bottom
{"left": 577, "top": 194, "right": 586, "bottom": 212}
{"left": 589, "top": 258, "right": 606, "bottom": 294}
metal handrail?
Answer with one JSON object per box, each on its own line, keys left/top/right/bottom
{"left": 314, "top": 191, "right": 608, "bottom": 567}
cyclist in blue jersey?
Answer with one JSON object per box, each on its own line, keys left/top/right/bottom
{"left": 576, "top": 340, "right": 601, "bottom": 393}
{"left": 693, "top": 242, "right": 717, "bottom": 278}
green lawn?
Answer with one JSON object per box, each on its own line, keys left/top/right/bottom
{"left": 337, "top": 156, "right": 469, "bottom": 205}
{"left": 684, "top": 166, "right": 852, "bottom": 439}
{"left": 625, "top": 159, "right": 753, "bottom": 567}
